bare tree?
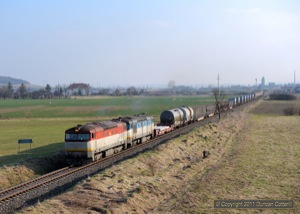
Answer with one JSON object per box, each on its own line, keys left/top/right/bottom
{"left": 212, "top": 88, "right": 226, "bottom": 119}
{"left": 54, "top": 84, "right": 63, "bottom": 98}
{"left": 168, "top": 80, "right": 175, "bottom": 88}
{"left": 113, "top": 88, "right": 121, "bottom": 96}
{"left": 127, "top": 86, "right": 137, "bottom": 96}
{"left": 168, "top": 80, "right": 175, "bottom": 95}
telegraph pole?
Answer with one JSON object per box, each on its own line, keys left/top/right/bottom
{"left": 217, "top": 74, "right": 221, "bottom": 119}
{"left": 217, "top": 74, "right": 220, "bottom": 98}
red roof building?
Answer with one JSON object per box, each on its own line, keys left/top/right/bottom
{"left": 66, "top": 83, "right": 91, "bottom": 96}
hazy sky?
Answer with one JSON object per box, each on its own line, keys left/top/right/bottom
{"left": 1, "top": 0, "right": 299, "bottom": 87}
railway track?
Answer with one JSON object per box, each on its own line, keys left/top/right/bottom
{"left": 0, "top": 166, "right": 71, "bottom": 200}
{"left": 0, "top": 101, "right": 254, "bottom": 213}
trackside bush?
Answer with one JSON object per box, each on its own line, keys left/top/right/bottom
{"left": 283, "top": 107, "right": 300, "bottom": 116}
{"left": 269, "top": 93, "right": 297, "bottom": 100}
{"left": 283, "top": 107, "right": 295, "bottom": 115}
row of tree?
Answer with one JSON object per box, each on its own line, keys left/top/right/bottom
{"left": 0, "top": 82, "right": 64, "bottom": 99}
{"left": 1, "top": 81, "right": 228, "bottom": 99}
{"left": 0, "top": 82, "right": 28, "bottom": 99}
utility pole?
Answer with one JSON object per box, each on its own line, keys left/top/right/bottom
{"left": 217, "top": 74, "right": 220, "bottom": 98}
{"left": 294, "top": 70, "right": 296, "bottom": 85}
{"left": 217, "top": 74, "right": 221, "bottom": 119}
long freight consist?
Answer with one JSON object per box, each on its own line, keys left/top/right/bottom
{"left": 65, "top": 91, "right": 263, "bottom": 163}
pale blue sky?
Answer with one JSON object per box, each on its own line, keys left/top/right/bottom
{"left": 1, "top": 0, "right": 299, "bottom": 87}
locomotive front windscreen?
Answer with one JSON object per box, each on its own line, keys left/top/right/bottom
{"left": 65, "top": 133, "right": 90, "bottom": 141}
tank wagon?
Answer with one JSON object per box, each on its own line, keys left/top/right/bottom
{"left": 159, "top": 107, "right": 195, "bottom": 128}
{"left": 159, "top": 105, "right": 216, "bottom": 128}
{"left": 179, "top": 107, "right": 194, "bottom": 124}
{"left": 160, "top": 108, "right": 183, "bottom": 127}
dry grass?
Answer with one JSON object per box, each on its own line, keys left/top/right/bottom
{"left": 0, "top": 165, "right": 37, "bottom": 190}
{"left": 0, "top": 153, "right": 68, "bottom": 190}
{"left": 153, "top": 115, "right": 300, "bottom": 213}
{"left": 251, "top": 100, "right": 300, "bottom": 116}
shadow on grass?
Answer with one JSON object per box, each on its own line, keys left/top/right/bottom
{"left": 0, "top": 142, "right": 68, "bottom": 174}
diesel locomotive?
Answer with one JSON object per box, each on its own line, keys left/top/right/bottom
{"left": 65, "top": 114, "right": 154, "bottom": 162}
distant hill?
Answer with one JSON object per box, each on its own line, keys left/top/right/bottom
{"left": 0, "top": 76, "right": 30, "bottom": 85}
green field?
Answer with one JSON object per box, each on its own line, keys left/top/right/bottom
{"left": 0, "top": 96, "right": 214, "bottom": 119}
{"left": 0, "top": 96, "right": 214, "bottom": 166}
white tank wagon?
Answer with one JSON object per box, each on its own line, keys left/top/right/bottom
{"left": 178, "top": 106, "right": 194, "bottom": 125}
{"left": 159, "top": 108, "right": 185, "bottom": 128}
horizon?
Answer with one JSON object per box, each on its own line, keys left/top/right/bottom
{"left": 0, "top": 75, "right": 292, "bottom": 90}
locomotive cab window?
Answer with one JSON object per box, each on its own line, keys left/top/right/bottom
{"left": 65, "top": 133, "right": 90, "bottom": 141}
{"left": 78, "top": 134, "right": 90, "bottom": 141}
{"left": 66, "top": 133, "right": 77, "bottom": 140}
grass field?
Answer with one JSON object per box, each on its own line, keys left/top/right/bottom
{"left": 0, "top": 119, "right": 92, "bottom": 166}
{"left": 0, "top": 96, "right": 215, "bottom": 166}
{"left": 0, "top": 96, "right": 215, "bottom": 119}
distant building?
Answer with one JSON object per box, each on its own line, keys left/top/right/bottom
{"left": 269, "top": 82, "right": 275, "bottom": 88}
{"left": 295, "top": 85, "right": 300, "bottom": 93}
{"left": 261, "top": 77, "right": 265, "bottom": 88}
{"left": 66, "top": 83, "right": 91, "bottom": 96}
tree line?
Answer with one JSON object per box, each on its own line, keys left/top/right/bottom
{"left": 0, "top": 82, "right": 64, "bottom": 99}
{"left": 0, "top": 82, "right": 224, "bottom": 99}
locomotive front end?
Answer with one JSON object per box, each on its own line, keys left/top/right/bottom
{"left": 65, "top": 125, "right": 94, "bottom": 161}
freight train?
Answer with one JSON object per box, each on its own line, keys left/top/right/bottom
{"left": 65, "top": 91, "right": 263, "bottom": 163}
